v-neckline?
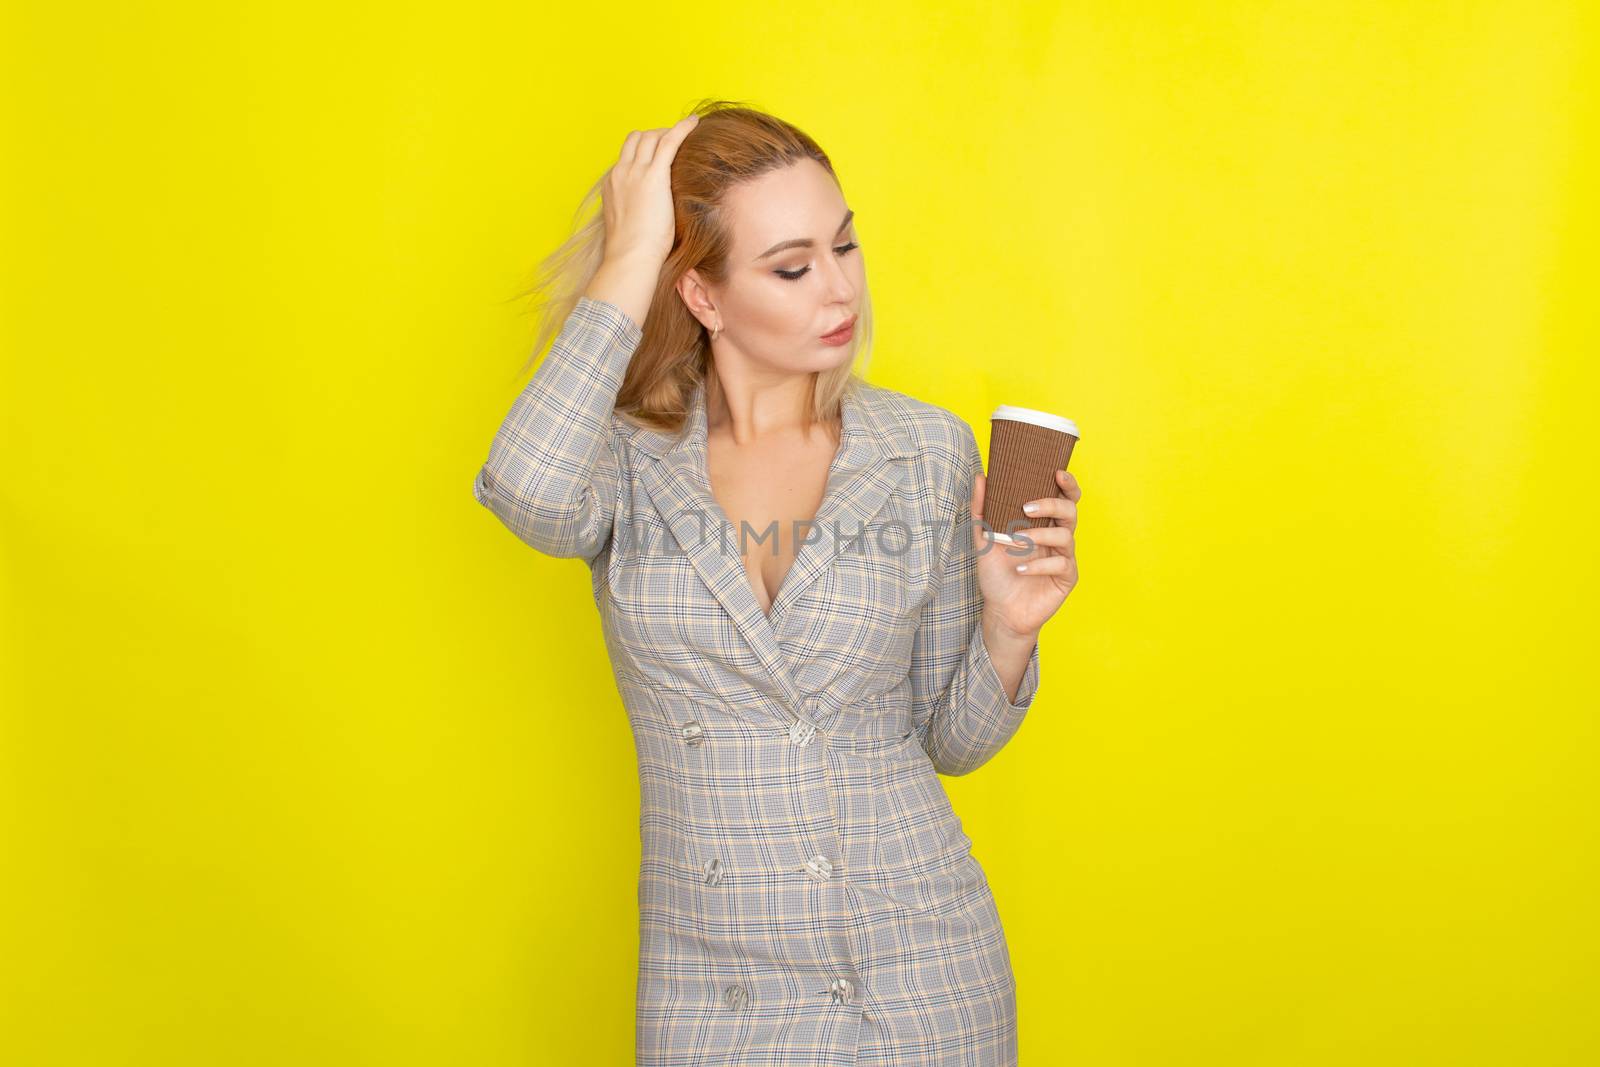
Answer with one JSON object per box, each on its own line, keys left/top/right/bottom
{"left": 695, "top": 382, "right": 857, "bottom": 624}
{"left": 630, "top": 376, "right": 913, "bottom": 718}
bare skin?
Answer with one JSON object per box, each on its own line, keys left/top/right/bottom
{"left": 706, "top": 405, "right": 839, "bottom": 616}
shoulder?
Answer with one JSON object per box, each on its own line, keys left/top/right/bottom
{"left": 854, "top": 380, "right": 979, "bottom": 474}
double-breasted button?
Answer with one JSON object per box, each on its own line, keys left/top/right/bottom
{"left": 724, "top": 983, "right": 748, "bottom": 1010}
{"left": 702, "top": 857, "right": 725, "bottom": 886}
{"left": 680, "top": 721, "right": 705, "bottom": 746}
{"left": 802, "top": 854, "right": 834, "bottom": 882}
{"left": 817, "top": 976, "right": 855, "bottom": 1005}
{"left": 788, "top": 718, "right": 817, "bottom": 747}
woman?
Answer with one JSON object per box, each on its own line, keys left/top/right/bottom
{"left": 474, "top": 101, "right": 1081, "bottom": 1065}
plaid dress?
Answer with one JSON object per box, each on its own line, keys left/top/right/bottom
{"left": 475, "top": 296, "right": 1041, "bottom": 1065}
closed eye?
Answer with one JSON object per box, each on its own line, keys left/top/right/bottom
{"left": 774, "top": 242, "right": 860, "bottom": 281}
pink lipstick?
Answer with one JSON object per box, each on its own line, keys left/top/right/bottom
{"left": 819, "top": 314, "right": 857, "bottom": 346}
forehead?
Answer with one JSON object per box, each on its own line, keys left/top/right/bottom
{"left": 723, "top": 159, "right": 848, "bottom": 253}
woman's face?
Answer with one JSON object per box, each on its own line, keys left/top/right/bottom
{"left": 695, "top": 157, "right": 864, "bottom": 376}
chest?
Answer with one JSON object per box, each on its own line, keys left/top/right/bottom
{"left": 597, "top": 418, "right": 943, "bottom": 713}
{"left": 705, "top": 427, "right": 839, "bottom": 617}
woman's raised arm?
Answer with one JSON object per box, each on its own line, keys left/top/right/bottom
{"left": 472, "top": 114, "right": 698, "bottom": 563}
{"left": 473, "top": 296, "right": 643, "bottom": 562}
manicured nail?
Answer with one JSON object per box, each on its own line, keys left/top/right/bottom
{"left": 1016, "top": 563, "right": 1028, "bottom": 572}
{"left": 1022, "top": 503, "right": 1037, "bottom": 514}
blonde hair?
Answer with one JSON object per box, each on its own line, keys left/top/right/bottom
{"left": 504, "top": 98, "right": 874, "bottom": 437}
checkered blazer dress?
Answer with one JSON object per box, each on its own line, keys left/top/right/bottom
{"left": 474, "top": 296, "right": 1041, "bottom": 1065}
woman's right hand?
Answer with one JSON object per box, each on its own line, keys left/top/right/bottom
{"left": 600, "top": 114, "right": 699, "bottom": 268}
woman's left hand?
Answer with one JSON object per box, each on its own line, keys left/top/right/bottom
{"left": 970, "top": 467, "right": 1081, "bottom": 638}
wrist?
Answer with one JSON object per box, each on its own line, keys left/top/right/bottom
{"left": 982, "top": 607, "right": 1039, "bottom": 649}
{"left": 584, "top": 254, "right": 662, "bottom": 334}
{"left": 599, "top": 245, "right": 667, "bottom": 272}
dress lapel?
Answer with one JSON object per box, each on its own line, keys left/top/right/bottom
{"left": 630, "top": 377, "right": 914, "bottom": 717}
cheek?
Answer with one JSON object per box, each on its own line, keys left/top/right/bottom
{"left": 743, "top": 292, "right": 818, "bottom": 346}
{"left": 728, "top": 281, "right": 809, "bottom": 336}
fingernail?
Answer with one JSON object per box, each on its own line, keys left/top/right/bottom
{"left": 1016, "top": 564, "right": 1028, "bottom": 572}
{"left": 1022, "top": 503, "right": 1037, "bottom": 514}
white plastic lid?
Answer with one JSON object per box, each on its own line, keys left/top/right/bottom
{"left": 990, "top": 404, "right": 1079, "bottom": 437}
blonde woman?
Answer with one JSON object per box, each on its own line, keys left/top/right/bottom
{"left": 474, "top": 100, "right": 1081, "bottom": 1065}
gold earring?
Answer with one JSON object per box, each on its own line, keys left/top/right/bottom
{"left": 711, "top": 320, "right": 722, "bottom": 341}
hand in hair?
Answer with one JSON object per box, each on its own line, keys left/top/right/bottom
{"left": 585, "top": 114, "right": 699, "bottom": 325}
{"left": 600, "top": 114, "right": 698, "bottom": 268}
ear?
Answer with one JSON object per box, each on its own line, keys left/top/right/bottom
{"left": 675, "top": 270, "right": 717, "bottom": 330}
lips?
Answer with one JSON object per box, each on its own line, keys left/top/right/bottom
{"left": 821, "top": 314, "right": 857, "bottom": 340}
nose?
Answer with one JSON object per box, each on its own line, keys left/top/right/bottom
{"left": 819, "top": 243, "right": 857, "bottom": 306}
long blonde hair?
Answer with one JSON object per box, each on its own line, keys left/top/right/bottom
{"left": 503, "top": 98, "right": 874, "bottom": 437}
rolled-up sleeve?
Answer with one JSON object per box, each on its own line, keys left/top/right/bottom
{"left": 909, "top": 418, "right": 1041, "bottom": 776}
{"left": 473, "top": 296, "right": 643, "bottom": 563}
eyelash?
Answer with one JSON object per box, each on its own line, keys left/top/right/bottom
{"left": 774, "top": 241, "right": 860, "bottom": 281}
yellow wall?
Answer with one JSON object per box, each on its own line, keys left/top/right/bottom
{"left": 3, "top": 2, "right": 1595, "bottom": 1063}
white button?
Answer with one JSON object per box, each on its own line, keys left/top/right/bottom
{"left": 802, "top": 854, "right": 833, "bottom": 882}
{"left": 680, "top": 721, "right": 705, "bottom": 746}
{"left": 818, "top": 976, "right": 855, "bottom": 1004}
{"left": 788, "top": 718, "right": 817, "bottom": 747}
{"left": 724, "top": 983, "right": 748, "bottom": 1010}
{"left": 702, "top": 857, "right": 724, "bottom": 886}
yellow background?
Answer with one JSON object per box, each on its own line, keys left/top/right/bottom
{"left": 4, "top": 2, "right": 1596, "bottom": 1063}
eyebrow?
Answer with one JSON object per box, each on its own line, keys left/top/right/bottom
{"left": 755, "top": 209, "right": 855, "bottom": 261}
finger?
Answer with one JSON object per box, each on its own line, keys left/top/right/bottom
{"left": 620, "top": 129, "right": 645, "bottom": 167}
{"left": 632, "top": 127, "right": 664, "bottom": 167}
{"left": 652, "top": 114, "right": 700, "bottom": 166}
{"left": 1014, "top": 554, "right": 1072, "bottom": 574}
{"left": 1022, "top": 496, "right": 1077, "bottom": 528}
{"left": 1055, "top": 469, "right": 1081, "bottom": 502}
{"left": 653, "top": 118, "right": 696, "bottom": 167}
{"left": 992, "top": 527, "right": 1045, "bottom": 556}
{"left": 1012, "top": 526, "right": 1074, "bottom": 552}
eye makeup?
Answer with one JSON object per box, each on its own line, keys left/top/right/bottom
{"left": 773, "top": 241, "right": 859, "bottom": 281}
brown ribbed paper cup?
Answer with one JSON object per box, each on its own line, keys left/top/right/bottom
{"left": 981, "top": 405, "right": 1079, "bottom": 545}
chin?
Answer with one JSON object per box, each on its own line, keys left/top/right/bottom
{"left": 767, "top": 347, "right": 856, "bottom": 378}
{"left": 819, "top": 347, "right": 857, "bottom": 372}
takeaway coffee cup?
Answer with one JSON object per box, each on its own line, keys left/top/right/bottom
{"left": 982, "top": 405, "right": 1079, "bottom": 546}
